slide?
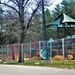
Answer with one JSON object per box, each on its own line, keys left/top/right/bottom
{"left": 40, "top": 42, "right": 49, "bottom": 60}
{"left": 40, "top": 48, "right": 47, "bottom": 60}
{"left": 40, "top": 38, "right": 54, "bottom": 60}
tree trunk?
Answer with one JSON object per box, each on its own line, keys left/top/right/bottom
{"left": 18, "top": 16, "right": 27, "bottom": 62}
{"left": 18, "top": 28, "right": 26, "bottom": 63}
{"left": 18, "top": 2, "right": 26, "bottom": 63}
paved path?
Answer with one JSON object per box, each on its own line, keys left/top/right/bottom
{"left": 0, "top": 64, "right": 75, "bottom": 75}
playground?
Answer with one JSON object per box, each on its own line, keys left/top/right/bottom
{"left": 0, "top": 13, "right": 75, "bottom": 65}
{"left": 0, "top": 37, "right": 75, "bottom": 65}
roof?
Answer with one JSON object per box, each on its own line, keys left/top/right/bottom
{"left": 62, "top": 13, "right": 75, "bottom": 23}
{"left": 48, "top": 17, "right": 61, "bottom": 26}
{"left": 47, "top": 13, "right": 75, "bottom": 29}
{"left": 47, "top": 13, "right": 75, "bottom": 26}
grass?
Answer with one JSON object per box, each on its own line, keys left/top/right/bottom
{"left": 0, "top": 59, "right": 75, "bottom": 69}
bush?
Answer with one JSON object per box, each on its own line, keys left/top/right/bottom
{"left": 52, "top": 55, "right": 63, "bottom": 60}
{"left": 67, "top": 54, "right": 73, "bottom": 60}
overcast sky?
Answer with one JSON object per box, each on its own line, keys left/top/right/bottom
{"left": 2, "top": 0, "right": 63, "bottom": 13}
{"left": 49, "top": 0, "right": 63, "bottom": 11}
{"left": 54, "top": 0, "right": 63, "bottom": 5}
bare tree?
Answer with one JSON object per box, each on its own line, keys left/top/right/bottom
{"left": 0, "top": 0, "right": 55, "bottom": 62}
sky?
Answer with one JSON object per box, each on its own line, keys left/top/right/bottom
{"left": 2, "top": 0, "right": 63, "bottom": 13}
{"left": 50, "top": 0, "right": 63, "bottom": 11}
{"left": 54, "top": 0, "right": 63, "bottom": 5}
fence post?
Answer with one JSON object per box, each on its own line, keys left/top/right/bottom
{"left": 1, "top": 46, "right": 4, "bottom": 60}
{"left": 21, "top": 44, "right": 24, "bottom": 63}
{"left": 50, "top": 42, "right": 52, "bottom": 64}
{"left": 7, "top": 45, "right": 9, "bottom": 60}
{"left": 39, "top": 41, "right": 41, "bottom": 50}
{"left": 62, "top": 38, "right": 65, "bottom": 65}
{"left": 30, "top": 43, "right": 31, "bottom": 61}
{"left": 39, "top": 41, "right": 41, "bottom": 63}
{"left": 13, "top": 44, "right": 15, "bottom": 60}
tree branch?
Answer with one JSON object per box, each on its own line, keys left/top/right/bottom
{"left": 0, "top": 2, "right": 19, "bottom": 14}
{"left": 1, "top": 37, "right": 8, "bottom": 45}
{"left": 27, "top": 1, "right": 41, "bottom": 29}
{"left": 24, "top": 0, "right": 30, "bottom": 7}
{"left": 8, "top": 0, "right": 18, "bottom": 5}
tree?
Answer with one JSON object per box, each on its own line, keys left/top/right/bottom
{"left": 61, "top": 0, "right": 75, "bottom": 37}
{"left": 0, "top": 0, "right": 55, "bottom": 62}
{"left": 0, "top": 6, "right": 4, "bottom": 32}
{"left": 0, "top": 6, "right": 7, "bottom": 45}
{"left": 0, "top": 0, "right": 41, "bottom": 63}
{"left": 61, "top": 0, "right": 75, "bottom": 18}
{"left": 44, "top": 9, "right": 56, "bottom": 39}
{"left": 9, "top": 35, "right": 19, "bottom": 44}
{"left": 52, "top": 4, "right": 63, "bottom": 19}
{"left": 45, "top": 9, "right": 53, "bottom": 24}
{"left": 28, "top": 13, "right": 43, "bottom": 41}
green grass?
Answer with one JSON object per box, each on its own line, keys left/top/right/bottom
{"left": 1, "top": 59, "right": 75, "bottom": 69}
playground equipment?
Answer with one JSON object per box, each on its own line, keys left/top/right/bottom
{"left": 40, "top": 38, "right": 54, "bottom": 59}
{"left": 40, "top": 37, "right": 75, "bottom": 60}
{"left": 47, "top": 13, "right": 75, "bottom": 39}
{"left": 40, "top": 46, "right": 47, "bottom": 59}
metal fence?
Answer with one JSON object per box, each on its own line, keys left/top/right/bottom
{"left": 0, "top": 38, "right": 75, "bottom": 62}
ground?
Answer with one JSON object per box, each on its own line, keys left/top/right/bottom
{"left": 0, "top": 64, "right": 75, "bottom": 75}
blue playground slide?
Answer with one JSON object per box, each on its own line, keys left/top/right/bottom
{"left": 40, "top": 48, "right": 47, "bottom": 59}
{"left": 40, "top": 38, "right": 54, "bottom": 59}
{"left": 40, "top": 41, "right": 50, "bottom": 59}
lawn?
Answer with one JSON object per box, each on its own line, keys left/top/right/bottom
{"left": 1, "top": 59, "right": 75, "bottom": 69}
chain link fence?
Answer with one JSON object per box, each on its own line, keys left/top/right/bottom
{"left": 0, "top": 38, "right": 75, "bottom": 63}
